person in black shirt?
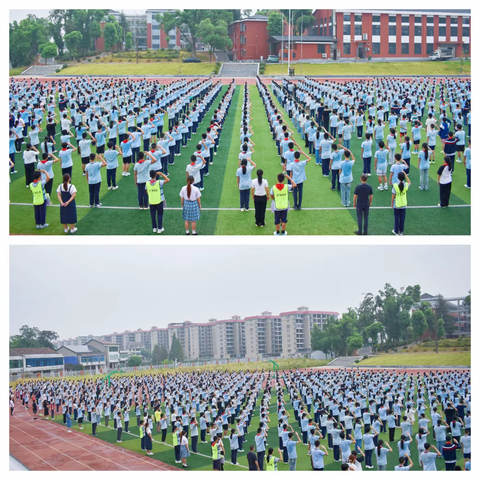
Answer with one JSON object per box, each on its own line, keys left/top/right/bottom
{"left": 353, "top": 174, "right": 373, "bottom": 235}
{"left": 247, "top": 444, "right": 260, "bottom": 471}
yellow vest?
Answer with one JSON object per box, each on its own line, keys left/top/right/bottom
{"left": 30, "top": 181, "right": 45, "bottom": 206}
{"left": 212, "top": 442, "right": 219, "bottom": 460}
{"left": 393, "top": 183, "right": 409, "bottom": 208}
{"left": 273, "top": 184, "right": 288, "bottom": 210}
{"left": 172, "top": 431, "right": 179, "bottom": 446}
{"left": 139, "top": 425, "right": 144, "bottom": 439}
{"left": 146, "top": 180, "right": 162, "bottom": 205}
{"left": 266, "top": 456, "right": 276, "bottom": 471}
{"left": 154, "top": 411, "right": 161, "bottom": 422}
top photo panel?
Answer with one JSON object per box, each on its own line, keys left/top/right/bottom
{"left": 9, "top": 8, "right": 471, "bottom": 236}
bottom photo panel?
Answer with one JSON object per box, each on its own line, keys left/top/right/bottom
{"left": 9, "top": 245, "right": 471, "bottom": 472}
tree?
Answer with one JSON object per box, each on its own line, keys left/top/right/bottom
{"left": 103, "top": 23, "right": 119, "bottom": 52}
{"left": 365, "top": 322, "right": 384, "bottom": 351}
{"left": 89, "top": 21, "right": 102, "bottom": 50}
{"left": 151, "top": 345, "right": 162, "bottom": 365}
{"left": 127, "top": 355, "right": 142, "bottom": 367}
{"left": 424, "top": 307, "right": 440, "bottom": 353}
{"left": 347, "top": 333, "right": 364, "bottom": 355}
{"left": 159, "top": 345, "right": 169, "bottom": 362}
{"left": 10, "top": 325, "right": 59, "bottom": 349}
{"left": 125, "top": 31, "right": 133, "bottom": 51}
{"left": 118, "top": 11, "right": 130, "bottom": 44}
{"left": 39, "top": 42, "right": 58, "bottom": 64}
{"left": 267, "top": 11, "right": 284, "bottom": 36}
{"left": 198, "top": 18, "right": 233, "bottom": 62}
{"left": 433, "top": 294, "right": 456, "bottom": 336}
{"left": 356, "top": 293, "right": 376, "bottom": 341}
{"left": 295, "top": 14, "right": 316, "bottom": 35}
{"left": 310, "top": 324, "right": 323, "bottom": 352}
{"left": 411, "top": 310, "right": 428, "bottom": 340}
{"left": 169, "top": 334, "right": 184, "bottom": 362}
{"left": 140, "top": 349, "right": 152, "bottom": 361}
{"left": 9, "top": 15, "right": 49, "bottom": 67}
{"left": 64, "top": 31, "right": 83, "bottom": 59}
{"left": 37, "top": 330, "right": 59, "bottom": 349}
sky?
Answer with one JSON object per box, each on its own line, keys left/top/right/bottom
{"left": 10, "top": 245, "right": 470, "bottom": 340}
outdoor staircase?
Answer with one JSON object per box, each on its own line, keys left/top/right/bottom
{"left": 219, "top": 62, "right": 258, "bottom": 78}
{"left": 214, "top": 51, "right": 230, "bottom": 63}
{"left": 21, "top": 64, "right": 61, "bottom": 76}
{"left": 327, "top": 356, "right": 363, "bottom": 367}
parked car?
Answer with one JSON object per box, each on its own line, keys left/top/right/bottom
{"left": 266, "top": 55, "right": 279, "bottom": 63}
{"left": 183, "top": 57, "right": 202, "bottom": 63}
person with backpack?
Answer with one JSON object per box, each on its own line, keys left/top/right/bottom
{"left": 391, "top": 170, "right": 411, "bottom": 236}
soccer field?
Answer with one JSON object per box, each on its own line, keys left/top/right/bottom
{"left": 9, "top": 82, "right": 471, "bottom": 235}
{"left": 46, "top": 379, "right": 457, "bottom": 471}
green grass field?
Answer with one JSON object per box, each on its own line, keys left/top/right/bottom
{"left": 57, "top": 63, "right": 218, "bottom": 75}
{"left": 264, "top": 61, "right": 471, "bottom": 76}
{"left": 358, "top": 352, "right": 470, "bottom": 366}
{"left": 9, "top": 83, "right": 471, "bottom": 235}
{"left": 48, "top": 384, "right": 465, "bottom": 471}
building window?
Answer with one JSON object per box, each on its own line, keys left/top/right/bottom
{"left": 463, "top": 17, "right": 470, "bottom": 25}
{"left": 389, "top": 25, "right": 396, "bottom": 35}
{"left": 414, "top": 16, "right": 422, "bottom": 24}
{"left": 372, "top": 25, "right": 380, "bottom": 36}
{"left": 439, "top": 26, "right": 446, "bottom": 36}
{"left": 401, "top": 25, "right": 409, "bottom": 36}
{"left": 414, "top": 43, "right": 422, "bottom": 54}
{"left": 389, "top": 15, "right": 396, "bottom": 23}
{"left": 463, "top": 44, "right": 470, "bottom": 55}
{"left": 343, "top": 43, "right": 351, "bottom": 55}
{"left": 401, "top": 15, "right": 409, "bottom": 23}
{"left": 354, "top": 25, "right": 361, "bottom": 36}
{"left": 451, "top": 18, "right": 458, "bottom": 25}
{"left": 344, "top": 24, "right": 351, "bottom": 35}
{"left": 427, "top": 16, "right": 434, "bottom": 23}
{"left": 372, "top": 15, "right": 380, "bottom": 23}
{"left": 427, "top": 26, "right": 434, "bottom": 36}
{"left": 414, "top": 25, "right": 422, "bottom": 36}
{"left": 317, "top": 44, "right": 326, "bottom": 54}
{"left": 152, "top": 35, "right": 160, "bottom": 40}
{"left": 343, "top": 13, "right": 351, "bottom": 21}
{"left": 28, "top": 357, "right": 64, "bottom": 367}
{"left": 241, "top": 23, "right": 246, "bottom": 32}
{"left": 355, "top": 14, "right": 362, "bottom": 22}
{"left": 372, "top": 43, "right": 380, "bottom": 54}
{"left": 439, "top": 17, "right": 446, "bottom": 25}
{"left": 426, "top": 43, "right": 434, "bottom": 54}
{"left": 283, "top": 52, "right": 288, "bottom": 59}
{"left": 401, "top": 43, "right": 409, "bottom": 54}
{"left": 389, "top": 43, "right": 396, "bottom": 54}
{"left": 9, "top": 359, "right": 23, "bottom": 369}
{"left": 462, "top": 26, "right": 470, "bottom": 37}
{"left": 292, "top": 52, "right": 296, "bottom": 58}
{"left": 451, "top": 26, "right": 458, "bottom": 37}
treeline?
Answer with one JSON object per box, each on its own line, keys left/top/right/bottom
{"left": 311, "top": 284, "right": 467, "bottom": 357}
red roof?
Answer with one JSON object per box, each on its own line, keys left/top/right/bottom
{"left": 10, "top": 348, "right": 58, "bottom": 356}
{"left": 279, "top": 310, "right": 339, "bottom": 316}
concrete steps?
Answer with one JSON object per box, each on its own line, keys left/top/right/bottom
{"left": 22, "top": 65, "right": 61, "bottom": 76}
{"left": 219, "top": 62, "right": 258, "bottom": 77}
{"left": 327, "top": 356, "right": 363, "bottom": 367}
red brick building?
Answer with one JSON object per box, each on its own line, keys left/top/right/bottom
{"left": 229, "top": 14, "right": 271, "bottom": 61}
{"left": 311, "top": 9, "right": 471, "bottom": 59}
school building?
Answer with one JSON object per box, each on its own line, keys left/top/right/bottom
{"left": 9, "top": 348, "right": 64, "bottom": 380}
{"left": 53, "top": 307, "right": 339, "bottom": 361}
{"left": 227, "top": 9, "right": 471, "bottom": 61}
{"left": 146, "top": 9, "right": 181, "bottom": 50}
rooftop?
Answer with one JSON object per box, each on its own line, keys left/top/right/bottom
{"left": 10, "top": 348, "right": 58, "bottom": 356}
{"left": 230, "top": 14, "right": 269, "bottom": 25}
{"left": 270, "top": 35, "right": 336, "bottom": 43}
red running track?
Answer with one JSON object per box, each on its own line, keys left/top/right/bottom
{"left": 9, "top": 409, "right": 179, "bottom": 471}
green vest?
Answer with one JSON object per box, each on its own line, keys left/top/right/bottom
{"left": 273, "top": 184, "right": 288, "bottom": 210}
{"left": 30, "top": 181, "right": 45, "bottom": 206}
{"left": 212, "top": 442, "right": 219, "bottom": 460}
{"left": 146, "top": 180, "right": 162, "bottom": 205}
{"left": 393, "top": 183, "right": 408, "bottom": 208}
{"left": 139, "top": 425, "right": 144, "bottom": 439}
{"left": 266, "top": 456, "right": 276, "bottom": 471}
{"left": 172, "top": 431, "right": 179, "bottom": 446}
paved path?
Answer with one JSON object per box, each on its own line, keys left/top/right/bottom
{"left": 327, "top": 356, "right": 363, "bottom": 367}
{"left": 9, "top": 411, "right": 179, "bottom": 471}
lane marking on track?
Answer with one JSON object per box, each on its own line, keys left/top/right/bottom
{"left": 9, "top": 436, "right": 59, "bottom": 470}
{"left": 10, "top": 423, "right": 95, "bottom": 470}
{"left": 9, "top": 202, "right": 471, "bottom": 211}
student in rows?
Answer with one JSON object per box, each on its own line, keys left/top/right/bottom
{"left": 79, "top": 131, "right": 96, "bottom": 176}
{"left": 237, "top": 157, "right": 257, "bottom": 212}
{"left": 180, "top": 175, "right": 202, "bottom": 235}
{"left": 285, "top": 430, "right": 301, "bottom": 471}
{"left": 420, "top": 443, "right": 442, "bottom": 471}
{"left": 85, "top": 153, "right": 107, "bottom": 208}
{"left": 265, "top": 447, "right": 283, "bottom": 471}
{"left": 454, "top": 123, "right": 466, "bottom": 163}
{"left": 375, "top": 439, "right": 393, "bottom": 471}
{"left": 56, "top": 173, "right": 77, "bottom": 234}
{"left": 339, "top": 149, "right": 355, "bottom": 207}
{"left": 271, "top": 173, "right": 296, "bottom": 236}
{"left": 391, "top": 170, "right": 411, "bottom": 236}
{"left": 361, "top": 133, "right": 373, "bottom": 176}
{"left": 251, "top": 169, "right": 269, "bottom": 228}
{"left": 394, "top": 454, "right": 414, "bottom": 471}
{"left": 362, "top": 425, "right": 376, "bottom": 469}
{"left": 437, "top": 156, "right": 453, "bottom": 208}
{"left": 374, "top": 141, "right": 389, "bottom": 191}
{"left": 399, "top": 136, "right": 412, "bottom": 174}
{"left": 418, "top": 143, "right": 433, "bottom": 191}
{"left": 30, "top": 169, "right": 50, "bottom": 230}
{"left": 146, "top": 169, "right": 169, "bottom": 234}
{"left": 319, "top": 129, "right": 335, "bottom": 177}
{"left": 286, "top": 149, "right": 311, "bottom": 210}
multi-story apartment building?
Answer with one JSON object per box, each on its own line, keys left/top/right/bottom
{"left": 311, "top": 9, "right": 471, "bottom": 60}
{"left": 53, "top": 307, "right": 339, "bottom": 361}
{"left": 146, "top": 9, "right": 181, "bottom": 50}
